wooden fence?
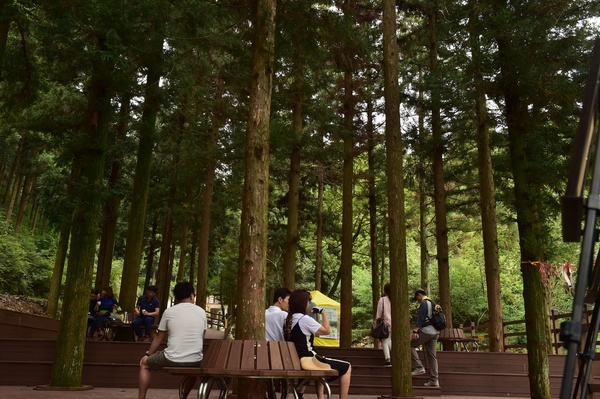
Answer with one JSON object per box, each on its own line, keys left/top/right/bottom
{"left": 459, "top": 305, "right": 596, "bottom": 353}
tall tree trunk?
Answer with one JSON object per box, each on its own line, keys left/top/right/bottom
{"left": 156, "top": 212, "right": 174, "bottom": 318}
{"left": 46, "top": 164, "right": 80, "bottom": 318}
{"left": 339, "top": 68, "right": 354, "bottom": 349}
{"left": 5, "top": 171, "right": 24, "bottom": 221}
{"left": 196, "top": 75, "right": 223, "bottom": 306}
{"left": 366, "top": 98, "right": 379, "bottom": 326}
{"left": 119, "top": 31, "right": 163, "bottom": 312}
{"left": 428, "top": 5, "right": 452, "bottom": 326}
{"left": 236, "top": 1, "right": 276, "bottom": 397}
{"left": 417, "top": 67, "right": 431, "bottom": 294}
{"left": 50, "top": 43, "right": 112, "bottom": 387}
{"left": 46, "top": 220, "right": 71, "bottom": 318}
{"left": 469, "top": 10, "right": 504, "bottom": 352}
{"left": 383, "top": 0, "right": 412, "bottom": 394}
{"left": 282, "top": 74, "right": 303, "bottom": 290}
{"left": 143, "top": 213, "right": 159, "bottom": 293}
{"left": 96, "top": 94, "right": 130, "bottom": 290}
{"left": 2, "top": 139, "right": 20, "bottom": 206}
{"left": 176, "top": 113, "right": 189, "bottom": 284}
{"left": 15, "top": 173, "right": 34, "bottom": 232}
{"left": 496, "top": 29, "right": 552, "bottom": 399}
{"left": 315, "top": 158, "right": 324, "bottom": 291}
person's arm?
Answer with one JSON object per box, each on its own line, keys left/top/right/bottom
{"left": 375, "top": 298, "right": 382, "bottom": 321}
{"left": 315, "top": 309, "right": 330, "bottom": 335}
{"left": 411, "top": 302, "right": 428, "bottom": 339}
{"left": 148, "top": 307, "right": 160, "bottom": 317}
{"left": 145, "top": 330, "right": 166, "bottom": 356}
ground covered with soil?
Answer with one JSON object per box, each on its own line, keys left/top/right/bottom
{"left": 0, "top": 294, "right": 48, "bottom": 316}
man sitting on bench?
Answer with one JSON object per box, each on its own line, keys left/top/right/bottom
{"left": 138, "top": 281, "right": 207, "bottom": 399}
{"left": 132, "top": 285, "right": 160, "bottom": 342}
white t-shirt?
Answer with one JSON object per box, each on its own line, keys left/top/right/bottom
{"left": 158, "top": 302, "right": 207, "bottom": 363}
{"left": 291, "top": 313, "right": 322, "bottom": 355}
{"left": 265, "top": 305, "right": 288, "bottom": 341}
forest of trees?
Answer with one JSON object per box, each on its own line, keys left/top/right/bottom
{"left": 0, "top": 0, "right": 598, "bottom": 397}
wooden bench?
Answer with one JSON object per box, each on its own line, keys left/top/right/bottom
{"left": 437, "top": 328, "right": 479, "bottom": 351}
{"left": 165, "top": 339, "right": 339, "bottom": 399}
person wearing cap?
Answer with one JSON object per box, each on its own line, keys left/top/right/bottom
{"left": 284, "top": 289, "right": 352, "bottom": 399}
{"left": 138, "top": 281, "right": 207, "bottom": 399}
{"left": 132, "top": 285, "right": 160, "bottom": 342}
{"left": 410, "top": 288, "right": 440, "bottom": 388}
{"left": 265, "top": 287, "right": 292, "bottom": 341}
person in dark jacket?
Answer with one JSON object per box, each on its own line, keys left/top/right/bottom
{"left": 410, "top": 288, "right": 440, "bottom": 387}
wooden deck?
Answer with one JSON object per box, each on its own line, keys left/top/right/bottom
{"left": 1, "top": 309, "right": 599, "bottom": 397}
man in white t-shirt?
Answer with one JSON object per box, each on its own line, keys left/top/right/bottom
{"left": 265, "top": 287, "right": 291, "bottom": 341}
{"left": 138, "top": 281, "right": 207, "bottom": 399}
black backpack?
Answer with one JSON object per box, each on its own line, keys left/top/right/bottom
{"left": 426, "top": 299, "right": 446, "bottom": 330}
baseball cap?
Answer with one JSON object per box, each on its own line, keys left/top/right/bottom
{"left": 412, "top": 288, "right": 426, "bottom": 301}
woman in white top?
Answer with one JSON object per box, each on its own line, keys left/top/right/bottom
{"left": 375, "top": 283, "right": 392, "bottom": 366}
{"left": 284, "top": 289, "right": 351, "bottom": 399}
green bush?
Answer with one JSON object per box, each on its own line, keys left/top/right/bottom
{"left": 0, "top": 220, "right": 53, "bottom": 297}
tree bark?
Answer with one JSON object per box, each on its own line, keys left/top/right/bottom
{"left": 282, "top": 74, "right": 303, "bottom": 290}
{"left": 119, "top": 30, "right": 163, "bottom": 313}
{"left": 468, "top": 10, "right": 504, "bottom": 352}
{"left": 236, "top": 0, "right": 276, "bottom": 397}
{"left": 196, "top": 75, "right": 222, "bottom": 306}
{"left": 50, "top": 41, "right": 112, "bottom": 387}
{"left": 366, "top": 98, "right": 380, "bottom": 331}
{"left": 383, "top": 0, "right": 412, "bottom": 395}
{"left": 96, "top": 94, "right": 130, "bottom": 290}
{"left": 496, "top": 33, "right": 553, "bottom": 399}
{"left": 428, "top": 6, "right": 452, "bottom": 327}
{"left": 340, "top": 68, "right": 354, "bottom": 349}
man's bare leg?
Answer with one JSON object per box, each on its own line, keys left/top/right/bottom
{"left": 181, "top": 376, "right": 198, "bottom": 399}
{"left": 138, "top": 357, "right": 152, "bottom": 399}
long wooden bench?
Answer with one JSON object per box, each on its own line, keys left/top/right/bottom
{"left": 438, "top": 328, "right": 479, "bottom": 351}
{"left": 165, "top": 339, "right": 339, "bottom": 399}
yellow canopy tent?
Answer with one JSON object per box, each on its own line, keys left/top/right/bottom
{"left": 310, "top": 290, "right": 340, "bottom": 347}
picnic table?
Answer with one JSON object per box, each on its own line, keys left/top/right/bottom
{"left": 166, "top": 339, "right": 338, "bottom": 399}
{"left": 437, "top": 327, "right": 479, "bottom": 351}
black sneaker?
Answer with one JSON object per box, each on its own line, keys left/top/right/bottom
{"left": 384, "top": 361, "right": 392, "bottom": 367}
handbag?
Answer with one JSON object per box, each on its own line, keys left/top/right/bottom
{"left": 371, "top": 318, "right": 389, "bottom": 339}
{"left": 371, "top": 297, "right": 390, "bottom": 339}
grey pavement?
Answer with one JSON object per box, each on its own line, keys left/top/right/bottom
{"left": 0, "top": 386, "right": 527, "bottom": 399}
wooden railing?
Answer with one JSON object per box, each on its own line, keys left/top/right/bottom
{"left": 458, "top": 305, "right": 596, "bottom": 353}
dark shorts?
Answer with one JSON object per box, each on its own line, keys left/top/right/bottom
{"left": 315, "top": 354, "right": 351, "bottom": 381}
{"left": 146, "top": 351, "right": 201, "bottom": 371}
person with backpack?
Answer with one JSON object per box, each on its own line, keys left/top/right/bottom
{"left": 410, "top": 288, "right": 440, "bottom": 388}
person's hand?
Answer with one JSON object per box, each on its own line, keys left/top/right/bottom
{"left": 142, "top": 309, "right": 148, "bottom": 315}
{"left": 411, "top": 332, "right": 419, "bottom": 341}
{"left": 311, "top": 306, "right": 324, "bottom": 314}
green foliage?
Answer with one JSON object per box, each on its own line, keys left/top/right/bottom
{"left": 0, "top": 217, "right": 53, "bottom": 297}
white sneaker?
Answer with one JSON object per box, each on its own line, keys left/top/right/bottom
{"left": 411, "top": 368, "right": 426, "bottom": 375}
{"left": 424, "top": 380, "right": 439, "bottom": 387}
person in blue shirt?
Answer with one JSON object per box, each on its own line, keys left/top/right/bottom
{"left": 88, "top": 286, "right": 119, "bottom": 339}
{"left": 132, "top": 285, "right": 160, "bottom": 342}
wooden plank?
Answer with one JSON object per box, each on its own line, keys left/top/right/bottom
{"left": 240, "top": 340, "right": 255, "bottom": 370}
{"left": 226, "top": 339, "right": 243, "bottom": 370}
{"left": 268, "top": 340, "right": 284, "bottom": 370}
{"left": 286, "top": 342, "right": 303, "bottom": 371}
{"left": 211, "top": 340, "right": 231, "bottom": 369}
{"left": 255, "top": 340, "right": 269, "bottom": 370}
